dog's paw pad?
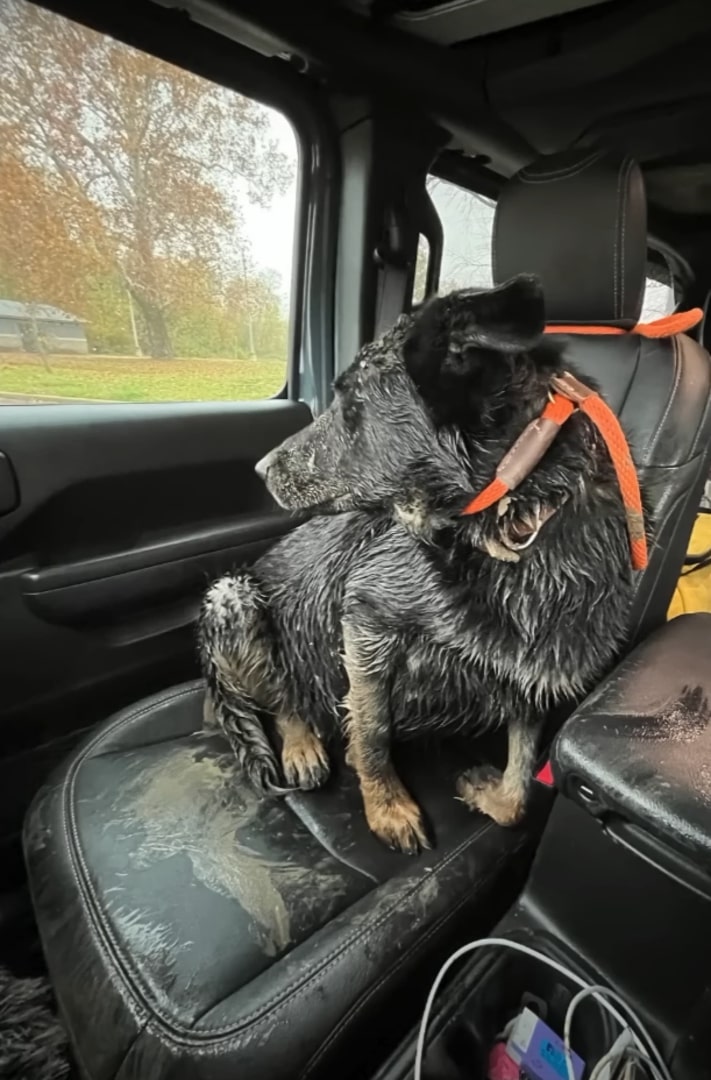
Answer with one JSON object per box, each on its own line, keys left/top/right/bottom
{"left": 367, "top": 795, "right": 431, "bottom": 855}
{"left": 281, "top": 730, "right": 330, "bottom": 791}
{"left": 457, "top": 764, "right": 502, "bottom": 794}
{"left": 456, "top": 767, "right": 524, "bottom": 827}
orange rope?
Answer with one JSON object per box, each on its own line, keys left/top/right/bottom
{"left": 580, "top": 395, "right": 648, "bottom": 570}
{"left": 541, "top": 394, "right": 576, "bottom": 426}
{"left": 544, "top": 307, "right": 703, "bottom": 339}
{"left": 545, "top": 325, "right": 627, "bottom": 336}
{"left": 461, "top": 476, "right": 509, "bottom": 515}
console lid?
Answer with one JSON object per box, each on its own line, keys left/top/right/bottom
{"left": 552, "top": 613, "right": 711, "bottom": 892}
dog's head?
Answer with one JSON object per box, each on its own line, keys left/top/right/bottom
{"left": 256, "top": 274, "right": 558, "bottom": 528}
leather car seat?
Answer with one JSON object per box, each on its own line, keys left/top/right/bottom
{"left": 23, "top": 146, "right": 711, "bottom": 1080}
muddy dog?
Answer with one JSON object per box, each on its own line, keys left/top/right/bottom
{"left": 198, "top": 274, "right": 637, "bottom": 853}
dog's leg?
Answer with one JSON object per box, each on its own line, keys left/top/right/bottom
{"left": 456, "top": 716, "right": 540, "bottom": 826}
{"left": 276, "top": 714, "right": 330, "bottom": 791}
{"left": 199, "top": 572, "right": 285, "bottom": 795}
{"left": 343, "top": 625, "right": 430, "bottom": 855}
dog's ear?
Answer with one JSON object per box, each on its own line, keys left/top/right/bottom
{"left": 405, "top": 274, "right": 544, "bottom": 369}
{"left": 448, "top": 274, "right": 545, "bottom": 354}
{"left": 403, "top": 275, "right": 545, "bottom": 421}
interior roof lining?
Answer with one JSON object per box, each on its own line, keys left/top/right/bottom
{"left": 385, "top": 0, "right": 615, "bottom": 45}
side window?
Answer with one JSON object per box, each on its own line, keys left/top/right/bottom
{"left": 413, "top": 236, "right": 431, "bottom": 306}
{"left": 0, "top": 0, "right": 298, "bottom": 405}
{"left": 640, "top": 255, "right": 678, "bottom": 322}
{"left": 419, "top": 176, "right": 495, "bottom": 297}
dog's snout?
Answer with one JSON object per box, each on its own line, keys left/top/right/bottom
{"left": 255, "top": 452, "right": 273, "bottom": 481}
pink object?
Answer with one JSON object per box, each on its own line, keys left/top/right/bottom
{"left": 487, "top": 1041, "right": 520, "bottom": 1080}
{"left": 536, "top": 760, "right": 555, "bottom": 787}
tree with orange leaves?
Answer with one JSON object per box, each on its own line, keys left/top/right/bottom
{"left": 0, "top": 0, "right": 293, "bottom": 358}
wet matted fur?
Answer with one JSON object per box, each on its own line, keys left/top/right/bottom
{"left": 0, "top": 965, "right": 70, "bottom": 1079}
{"left": 199, "top": 275, "right": 639, "bottom": 853}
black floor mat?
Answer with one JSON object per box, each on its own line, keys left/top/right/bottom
{"left": 0, "top": 964, "right": 71, "bottom": 1079}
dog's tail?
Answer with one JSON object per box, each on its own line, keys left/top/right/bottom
{"left": 198, "top": 572, "right": 287, "bottom": 795}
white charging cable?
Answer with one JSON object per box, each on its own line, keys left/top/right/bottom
{"left": 564, "top": 985, "right": 668, "bottom": 1080}
{"left": 413, "top": 937, "right": 672, "bottom": 1080}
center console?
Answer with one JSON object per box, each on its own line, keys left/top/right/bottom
{"left": 374, "top": 613, "right": 711, "bottom": 1080}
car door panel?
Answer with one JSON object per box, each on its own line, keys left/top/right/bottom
{"left": 21, "top": 510, "right": 293, "bottom": 626}
{"left": 0, "top": 400, "right": 309, "bottom": 872}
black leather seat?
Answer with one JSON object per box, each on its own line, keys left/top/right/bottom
{"left": 494, "top": 146, "right": 711, "bottom": 642}
{"left": 24, "top": 146, "right": 711, "bottom": 1080}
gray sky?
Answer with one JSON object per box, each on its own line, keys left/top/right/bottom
{"left": 242, "top": 109, "right": 298, "bottom": 300}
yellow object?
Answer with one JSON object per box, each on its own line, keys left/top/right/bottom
{"left": 668, "top": 513, "right": 711, "bottom": 619}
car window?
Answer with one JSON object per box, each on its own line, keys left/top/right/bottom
{"left": 640, "top": 255, "right": 678, "bottom": 322}
{"left": 0, "top": 0, "right": 298, "bottom": 405}
{"left": 428, "top": 176, "right": 496, "bottom": 292}
{"left": 417, "top": 175, "right": 679, "bottom": 327}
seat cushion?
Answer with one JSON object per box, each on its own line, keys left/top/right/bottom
{"left": 24, "top": 682, "right": 546, "bottom": 1080}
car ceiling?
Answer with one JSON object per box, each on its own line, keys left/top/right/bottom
{"left": 344, "top": 0, "right": 616, "bottom": 45}
{"left": 150, "top": 0, "right": 711, "bottom": 227}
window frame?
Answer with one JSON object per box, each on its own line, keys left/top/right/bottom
{"left": 16, "top": 0, "right": 340, "bottom": 409}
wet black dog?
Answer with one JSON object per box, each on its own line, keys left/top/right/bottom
{"left": 198, "top": 275, "right": 636, "bottom": 853}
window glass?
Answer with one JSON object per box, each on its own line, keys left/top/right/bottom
{"left": 427, "top": 175, "right": 495, "bottom": 292}
{"left": 413, "top": 236, "right": 430, "bottom": 305}
{"left": 640, "top": 256, "right": 678, "bottom": 322}
{"left": 0, "top": 0, "right": 297, "bottom": 404}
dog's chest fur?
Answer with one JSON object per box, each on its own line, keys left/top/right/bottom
{"left": 255, "top": 491, "right": 633, "bottom": 740}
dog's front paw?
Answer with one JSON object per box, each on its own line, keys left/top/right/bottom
{"left": 456, "top": 766, "right": 525, "bottom": 827}
{"left": 365, "top": 792, "right": 431, "bottom": 855}
{"left": 281, "top": 727, "right": 331, "bottom": 791}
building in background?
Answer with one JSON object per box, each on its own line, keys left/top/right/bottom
{"left": 0, "top": 299, "right": 88, "bottom": 354}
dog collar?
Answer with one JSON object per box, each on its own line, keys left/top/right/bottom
{"left": 461, "top": 370, "right": 648, "bottom": 570}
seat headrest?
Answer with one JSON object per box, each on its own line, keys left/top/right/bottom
{"left": 493, "top": 147, "right": 647, "bottom": 330}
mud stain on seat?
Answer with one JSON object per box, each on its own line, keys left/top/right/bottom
{"left": 111, "top": 743, "right": 351, "bottom": 957}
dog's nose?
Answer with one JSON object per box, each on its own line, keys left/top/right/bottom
{"left": 255, "top": 452, "right": 273, "bottom": 481}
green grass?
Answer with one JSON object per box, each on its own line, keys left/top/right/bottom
{"left": 0, "top": 352, "right": 286, "bottom": 402}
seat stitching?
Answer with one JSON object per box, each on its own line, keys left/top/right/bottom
{"left": 688, "top": 345, "right": 711, "bottom": 458}
{"left": 168, "top": 825, "right": 495, "bottom": 1044}
{"left": 194, "top": 824, "right": 492, "bottom": 1036}
{"left": 60, "top": 685, "right": 205, "bottom": 1022}
{"left": 616, "top": 337, "right": 642, "bottom": 424}
{"left": 613, "top": 158, "right": 626, "bottom": 319}
{"left": 516, "top": 149, "right": 602, "bottom": 183}
{"left": 612, "top": 158, "right": 627, "bottom": 321}
{"left": 60, "top": 705, "right": 495, "bottom": 1037}
{"left": 644, "top": 336, "right": 683, "bottom": 460}
{"left": 617, "top": 158, "right": 632, "bottom": 320}
{"left": 299, "top": 846, "right": 514, "bottom": 1079}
